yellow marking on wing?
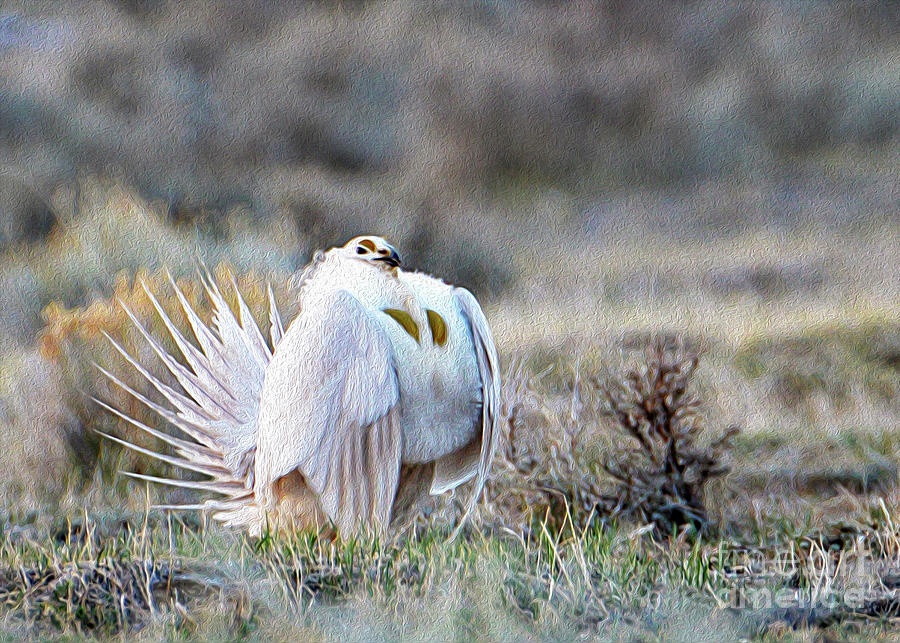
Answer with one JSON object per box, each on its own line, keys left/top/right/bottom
{"left": 426, "top": 309, "right": 448, "bottom": 346}
{"left": 383, "top": 308, "right": 420, "bottom": 343}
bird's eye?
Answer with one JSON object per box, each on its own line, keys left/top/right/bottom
{"left": 356, "top": 247, "right": 367, "bottom": 254}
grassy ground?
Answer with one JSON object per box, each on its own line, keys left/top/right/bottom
{"left": 3, "top": 496, "right": 900, "bottom": 640}
{"left": 2, "top": 326, "right": 899, "bottom": 641}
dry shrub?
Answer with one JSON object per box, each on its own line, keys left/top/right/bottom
{"left": 0, "top": 558, "right": 178, "bottom": 635}
{"left": 439, "top": 337, "right": 737, "bottom": 538}
{"left": 36, "top": 265, "right": 297, "bottom": 490}
{"left": 477, "top": 359, "right": 610, "bottom": 533}
{"left": 0, "top": 521, "right": 244, "bottom": 637}
{"left": 595, "top": 337, "right": 738, "bottom": 534}
{"left": 404, "top": 357, "right": 584, "bottom": 534}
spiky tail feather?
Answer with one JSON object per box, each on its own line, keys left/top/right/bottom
{"left": 94, "top": 268, "right": 284, "bottom": 529}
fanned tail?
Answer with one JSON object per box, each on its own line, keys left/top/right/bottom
{"left": 94, "top": 268, "right": 285, "bottom": 529}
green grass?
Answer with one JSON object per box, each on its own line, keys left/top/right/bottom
{"left": 5, "top": 500, "right": 900, "bottom": 641}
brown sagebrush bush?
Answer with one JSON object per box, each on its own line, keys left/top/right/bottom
{"left": 398, "top": 355, "right": 608, "bottom": 534}
{"left": 483, "top": 361, "right": 610, "bottom": 532}
{"left": 37, "top": 265, "right": 297, "bottom": 490}
{"left": 594, "top": 337, "right": 738, "bottom": 534}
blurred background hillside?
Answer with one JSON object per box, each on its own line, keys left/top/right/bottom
{"left": 0, "top": 1, "right": 897, "bottom": 508}
{"left": 2, "top": 3, "right": 897, "bottom": 273}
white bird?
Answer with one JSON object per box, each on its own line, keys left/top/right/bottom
{"left": 96, "top": 236, "right": 500, "bottom": 537}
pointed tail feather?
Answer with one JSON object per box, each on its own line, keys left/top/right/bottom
{"left": 267, "top": 283, "right": 284, "bottom": 347}
{"left": 95, "top": 270, "right": 285, "bottom": 528}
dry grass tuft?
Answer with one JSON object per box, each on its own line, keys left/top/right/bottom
{"left": 0, "top": 558, "right": 177, "bottom": 635}
{"left": 0, "top": 519, "right": 242, "bottom": 637}
{"left": 447, "top": 357, "right": 611, "bottom": 534}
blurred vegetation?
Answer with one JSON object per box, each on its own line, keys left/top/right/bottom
{"left": 0, "top": 176, "right": 301, "bottom": 347}
{"left": 0, "top": 2, "right": 897, "bottom": 348}
{"left": 1, "top": 2, "right": 897, "bottom": 290}
{"left": 2, "top": 2, "right": 897, "bottom": 196}
{"left": 735, "top": 322, "right": 900, "bottom": 421}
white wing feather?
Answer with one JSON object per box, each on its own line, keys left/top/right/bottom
{"left": 253, "top": 289, "right": 402, "bottom": 534}
{"left": 440, "top": 287, "right": 501, "bottom": 535}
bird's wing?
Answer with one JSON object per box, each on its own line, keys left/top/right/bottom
{"left": 253, "top": 289, "right": 402, "bottom": 534}
{"left": 432, "top": 288, "right": 501, "bottom": 528}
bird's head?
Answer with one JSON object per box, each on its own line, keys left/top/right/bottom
{"left": 340, "top": 235, "right": 402, "bottom": 270}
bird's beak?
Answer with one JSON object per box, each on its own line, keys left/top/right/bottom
{"left": 375, "top": 250, "right": 401, "bottom": 268}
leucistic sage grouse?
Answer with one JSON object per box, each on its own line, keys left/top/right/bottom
{"left": 96, "top": 236, "right": 500, "bottom": 537}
